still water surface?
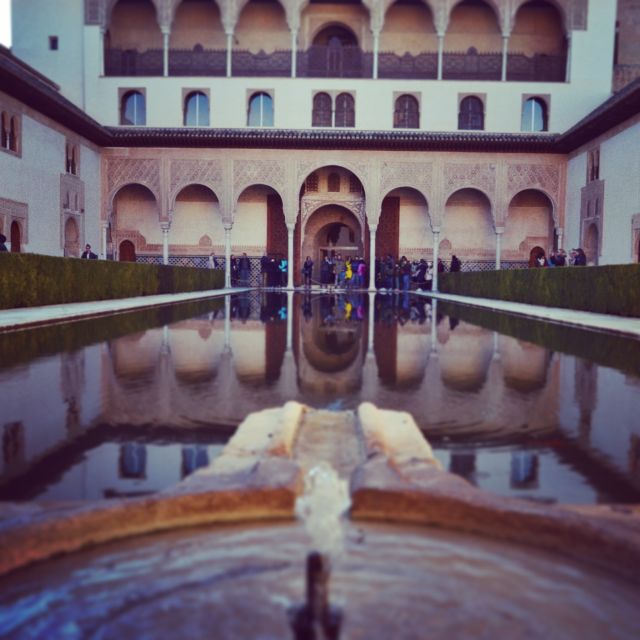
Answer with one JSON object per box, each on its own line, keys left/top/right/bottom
{"left": 1, "top": 291, "right": 639, "bottom": 504}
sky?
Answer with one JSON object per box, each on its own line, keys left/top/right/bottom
{"left": 0, "top": 0, "right": 11, "bottom": 47}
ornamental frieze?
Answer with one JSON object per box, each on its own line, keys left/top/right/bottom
{"left": 106, "top": 158, "right": 161, "bottom": 204}
{"left": 507, "top": 164, "right": 560, "bottom": 202}
{"left": 444, "top": 163, "right": 496, "bottom": 202}
{"left": 169, "top": 159, "right": 224, "bottom": 206}
{"left": 233, "top": 159, "right": 285, "bottom": 202}
{"left": 300, "top": 196, "right": 366, "bottom": 235}
{"left": 380, "top": 161, "right": 433, "bottom": 198}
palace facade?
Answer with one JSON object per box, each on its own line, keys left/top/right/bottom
{"left": 1, "top": 0, "right": 639, "bottom": 288}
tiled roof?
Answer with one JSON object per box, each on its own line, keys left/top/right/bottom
{"left": 107, "top": 127, "right": 559, "bottom": 152}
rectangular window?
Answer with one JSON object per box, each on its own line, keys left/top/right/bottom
{"left": 49, "top": 36, "right": 59, "bottom": 51}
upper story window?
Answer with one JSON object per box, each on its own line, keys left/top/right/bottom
{"left": 334, "top": 93, "right": 355, "bottom": 127}
{"left": 1, "top": 111, "right": 20, "bottom": 155}
{"left": 327, "top": 173, "right": 341, "bottom": 192}
{"left": 587, "top": 148, "right": 600, "bottom": 183}
{"left": 394, "top": 94, "right": 420, "bottom": 129}
{"left": 458, "top": 96, "right": 484, "bottom": 130}
{"left": 312, "top": 92, "right": 355, "bottom": 128}
{"left": 312, "top": 93, "right": 332, "bottom": 127}
{"left": 521, "top": 97, "right": 548, "bottom": 132}
{"left": 248, "top": 92, "right": 273, "bottom": 127}
{"left": 120, "top": 90, "right": 146, "bottom": 126}
{"left": 65, "top": 142, "right": 79, "bottom": 175}
{"left": 184, "top": 91, "right": 209, "bottom": 126}
{"left": 49, "top": 36, "right": 59, "bottom": 50}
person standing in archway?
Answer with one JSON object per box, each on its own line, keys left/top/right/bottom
{"left": 0, "top": 233, "right": 7, "bottom": 252}
{"left": 303, "top": 256, "right": 314, "bottom": 288}
{"left": 450, "top": 255, "right": 461, "bottom": 272}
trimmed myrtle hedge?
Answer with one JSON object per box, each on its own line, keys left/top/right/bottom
{"left": 438, "top": 301, "right": 640, "bottom": 378}
{"left": 0, "top": 253, "right": 224, "bottom": 310}
{"left": 439, "top": 264, "right": 640, "bottom": 317}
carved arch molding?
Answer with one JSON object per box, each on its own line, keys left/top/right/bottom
{"left": 104, "top": 155, "right": 563, "bottom": 229}
{"left": 85, "top": 0, "right": 588, "bottom": 33}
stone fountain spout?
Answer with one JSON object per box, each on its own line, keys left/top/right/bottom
{"left": 289, "top": 551, "right": 342, "bottom": 640}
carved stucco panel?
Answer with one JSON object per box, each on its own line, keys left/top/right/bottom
{"left": 507, "top": 163, "right": 560, "bottom": 207}
{"left": 169, "top": 159, "right": 224, "bottom": 208}
{"left": 300, "top": 197, "right": 366, "bottom": 236}
{"left": 296, "top": 159, "right": 370, "bottom": 194}
{"left": 444, "top": 163, "right": 496, "bottom": 204}
{"left": 233, "top": 159, "right": 286, "bottom": 204}
{"left": 107, "top": 157, "right": 161, "bottom": 205}
{"left": 380, "top": 161, "right": 433, "bottom": 201}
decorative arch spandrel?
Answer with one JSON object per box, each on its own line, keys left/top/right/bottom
{"left": 506, "top": 163, "right": 561, "bottom": 226}
{"left": 169, "top": 159, "right": 224, "bottom": 211}
{"left": 233, "top": 159, "right": 286, "bottom": 211}
{"left": 444, "top": 162, "right": 497, "bottom": 212}
{"left": 106, "top": 157, "right": 162, "bottom": 211}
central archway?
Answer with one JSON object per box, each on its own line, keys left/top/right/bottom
{"left": 302, "top": 205, "right": 363, "bottom": 284}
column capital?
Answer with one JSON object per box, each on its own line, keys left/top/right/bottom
{"left": 160, "top": 222, "right": 171, "bottom": 232}
{"left": 495, "top": 226, "right": 505, "bottom": 234}
{"left": 286, "top": 223, "right": 296, "bottom": 233}
{"left": 369, "top": 224, "right": 378, "bottom": 234}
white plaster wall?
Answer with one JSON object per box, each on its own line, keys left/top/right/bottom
{"left": 232, "top": 190, "right": 268, "bottom": 249}
{"left": 11, "top": 0, "right": 618, "bottom": 134}
{"left": 89, "top": 75, "right": 618, "bottom": 133}
{"left": 564, "top": 151, "right": 586, "bottom": 252}
{"left": 11, "top": 0, "right": 86, "bottom": 108}
{"left": 600, "top": 120, "right": 640, "bottom": 264}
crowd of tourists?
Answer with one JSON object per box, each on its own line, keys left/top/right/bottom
{"left": 530, "top": 247, "right": 587, "bottom": 267}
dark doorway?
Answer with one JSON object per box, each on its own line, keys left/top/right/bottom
{"left": 10, "top": 221, "right": 21, "bottom": 253}
{"left": 119, "top": 240, "right": 136, "bottom": 262}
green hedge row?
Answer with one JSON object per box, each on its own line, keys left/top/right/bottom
{"left": 0, "top": 253, "right": 224, "bottom": 310}
{"left": 439, "top": 264, "right": 640, "bottom": 317}
{"left": 438, "top": 301, "right": 640, "bottom": 378}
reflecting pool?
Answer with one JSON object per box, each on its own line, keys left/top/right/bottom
{"left": 1, "top": 291, "right": 639, "bottom": 504}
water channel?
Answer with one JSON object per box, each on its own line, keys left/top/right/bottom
{"left": 1, "top": 291, "right": 639, "bottom": 505}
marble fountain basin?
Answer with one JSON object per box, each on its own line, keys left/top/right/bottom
{"left": 1, "top": 402, "right": 639, "bottom": 639}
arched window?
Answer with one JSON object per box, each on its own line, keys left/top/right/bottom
{"left": 521, "top": 97, "right": 548, "bottom": 132}
{"left": 121, "top": 91, "right": 146, "bottom": 126}
{"left": 327, "top": 172, "right": 341, "bottom": 192}
{"left": 458, "top": 96, "right": 484, "bottom": 130}
{"left": 335, "top": 93, "right": 355, "bottom": 127}
{"left": 248, "top": 92, "right": 273, "bottom": 127}
{"left": 184, "top": 91, "right": 209, "bottom": 126}
{"left": 312, "top": 93, "right": 332, "bottom": 127}
{"left": 1, "top": 112, "right": 9, "bottom": 149}
{"left": 9, "top": 116, "right": 18, "bottom": 151}
{"left": 394, "top": 95, "right": 419, "bottom": 129}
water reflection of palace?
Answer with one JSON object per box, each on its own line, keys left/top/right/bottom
{"left": 1, "top": 293, "right": 640, "bottom": 503}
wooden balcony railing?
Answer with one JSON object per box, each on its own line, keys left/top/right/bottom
{"left": 443, "top": 51, "right": 502, "bottom": 81}
{"left": 104, "top": 48, "right": 566, "bottom": 82}
{"left": 378, "top": 51, "right": 438, "bottom": 80}
{"left": 507, "top": 53, "right": 566, "bottom": 82}
{"left": 170, "top": 47, "right": 226, "bottom": 76}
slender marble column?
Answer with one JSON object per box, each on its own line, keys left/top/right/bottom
{"left": 290, "top": 30, "right": 298, "bottom": 78}
{"left": 565, "top": 33, "right": 572, "bottom": 82}
{"left": 286, "top": 290, "right": 294, "bottom": 350}
{"left": 161, "top": 224, "right": 170, "bottom": 265}
{"left": 367, "top": 291, "right": 376, "bottom": 352}
{"left": 432, "top": 230, "right": 440, "bottom": 292}
{"left": 372, "top": 30, "right": 380, "bottom": 79}
{"left": 501, "top": 35, "right": 509, "bottom": 81}
{"left": 287, "top": 224, "right": 295, "bottom": 289}
{"left": 224, "top": 225, "right": 232, "bottom": 288}
{"left": 224, "top": 296, "right": 231, "bottom": 350}
{"left": 437, "top": 34, "right": 445, "bottom": 80}
{"left": 495, "top": 228, "right": 504, "bottom": 270}
{"left": 368, "top": 225, "right": 377, "bottom": 291}
{"left": 226, "top": 33, "right": 233, "bottom": 78}
{"left": 162, "top": 28, "right": 170, "bottom": 77}
{"left": 101, "top": 221, "right": 108, "bottom": 260}
{"left": 99, "top": 28, "right": 105, "bottom": 76}
{"left": 557, "top": 227, "right": 564, "bottom": 250}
